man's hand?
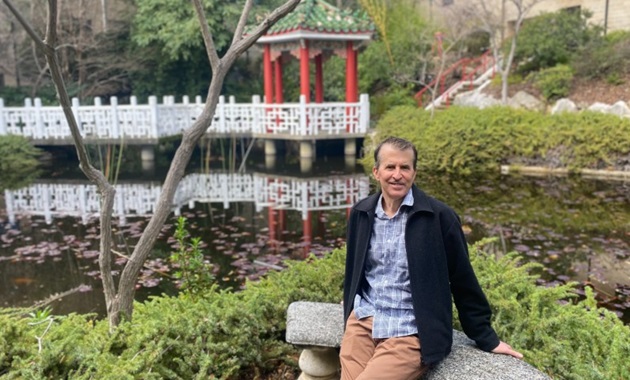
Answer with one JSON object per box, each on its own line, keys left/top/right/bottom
{"left": 492, "top": 341, "right": 523, "bottom": 359}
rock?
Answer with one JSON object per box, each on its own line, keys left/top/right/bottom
{"left": 587, "top": 102, "right": 611, "bottom": 113}
{"left": 286, "top": 302, "right": 551, "bottom": 380}
{"left": 423, "top": 331, "right": 550, "bottom": 380}
{"left": 551, "top": 98, "right": 578, "bottom": 114}
{"left": 608, "top": 101, "right": 630, "bottom": 117}
{"left": 453, "top": 90, "right": 501, "bottom": 109}
{"left": 508, "top": 91, "right": 544, "bottom": 111}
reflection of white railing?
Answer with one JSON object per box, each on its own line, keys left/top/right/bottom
{"left": 0, "top": 94, "right": 369, "bottom": 141}
{"left": 4, "top": 173, "right": 370, "bottom": 225}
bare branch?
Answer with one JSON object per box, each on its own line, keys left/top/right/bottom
{"left": 191, "top": 0, "right": 220, "bottom": 70}
{"left": 232, "top": 0, "right": 254, "bottom": 45}
{"left": 46, "top": 0, "right": 57, "bottom": 46}
{"left": 229, "top": 0, "right": 301, "bottom": 59}
{"left": 2, "top": 0, "right": 47, "bottom": 52}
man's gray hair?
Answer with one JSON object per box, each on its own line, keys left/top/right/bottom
{"left": 373, "top": 136, "right": 418, "bottom": 170}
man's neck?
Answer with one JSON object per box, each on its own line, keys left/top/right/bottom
{"left": 381, "top": 196, "right": 403, "bottom": 218}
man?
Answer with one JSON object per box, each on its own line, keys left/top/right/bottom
{"left": 340, "top": 137, "right": 522, "bottom": 380}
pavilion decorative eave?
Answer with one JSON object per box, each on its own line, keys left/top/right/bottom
{"left": 257, "top": 29, "right": 372, "bottom": 44}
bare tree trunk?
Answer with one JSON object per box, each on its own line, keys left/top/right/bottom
{"left": 465, "top": 0, "right": 545, "bottom": 105}
{"left": 9, "top": 21, "right": 21, "bottom": 87}
{"left": 3, "top": 0, "right": 301, "bottom": 330}
{"left": 100, "top": 0, "right": 107, "bottom": 32}
{"left": 500, "top": 34, "right": 518, "bottom": 104}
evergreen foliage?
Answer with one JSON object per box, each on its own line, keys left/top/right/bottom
{"left": 467, "top": 240, "right": 630, "bottom": 379}
{"left": 363, "top": 106, "right": 630, "bottom": 174}
{"left": 572, "top": 30, "right": 630, "bottom": 82}
{"left": 0, "top": 136, "right": 42, "bottom": 191}
{"left": 530, "top": 64, "right": 574, "bottom": 101}
{"left": 1, "top": 245, "right": 629, "bottom": 379}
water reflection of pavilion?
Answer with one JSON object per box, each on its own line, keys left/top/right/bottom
{"left": 4, "top": 172, "right": 370, "bottom": 226}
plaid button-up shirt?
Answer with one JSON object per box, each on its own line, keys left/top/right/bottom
{"left": 354, "top": 190, "right": 417, "bottom": 338}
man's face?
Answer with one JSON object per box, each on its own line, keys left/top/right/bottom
{"left": 372, "top": 144, "right": 417, "bottom": 203}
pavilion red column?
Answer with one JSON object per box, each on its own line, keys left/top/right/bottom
{"left": 345, "top": 41, "right": 358, "bottom": 102}
{"left": 300, "top": 40, "right": 310, "bottom": 102}
{"left": 274, "top": 58, "right": 284, "bottom": 103}
{"left": 302, "top": 211, "right": 312, "bottom": 258}
{"left": 345, "top": 41, "right": 358, "bottom": 133}
{"left": 315, "top": 54, "right": 324, "bottom": 103}
{"left": 268, "top": 207, "right": 276, "bottom": 242}
{"left": 263, "top": 44, "right": 274, "bottom": 104}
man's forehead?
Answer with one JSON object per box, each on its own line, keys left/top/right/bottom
{"left": 380, "top": 145, "right": 414, "bottom": 158}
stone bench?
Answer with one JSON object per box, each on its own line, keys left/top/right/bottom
{"left": 286, "top": 301, "right": 551, "bottom": 380}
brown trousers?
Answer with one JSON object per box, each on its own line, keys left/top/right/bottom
{"left": 339, "top": 311, "right": 428, "bottom": 380}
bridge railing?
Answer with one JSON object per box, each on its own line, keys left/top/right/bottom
{"left": 0, "top": 94, "right": 369, "bottom": 141}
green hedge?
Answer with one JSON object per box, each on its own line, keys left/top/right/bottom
{"left": 362, "top": 106, "right": 630, "bottom": 174}
{"left": 0, "top": 135, "right": 42, "bottom": 191}
{"left": 1, "top": 245, "right": 629, "bottom": 379}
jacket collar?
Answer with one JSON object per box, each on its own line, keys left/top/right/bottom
{"left": 355, "top": 184, "right": 434, "bottom": 214}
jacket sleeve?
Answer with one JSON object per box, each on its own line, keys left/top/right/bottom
{"left": 343, "top": 208, "right": 358, "bottom": 324}
{"left": 443, "top": 214, "right": 500, "bottom": 352}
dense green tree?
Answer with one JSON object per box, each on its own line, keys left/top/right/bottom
{"left": 513, "top": 10, "right": 602, "bottom": 74}
{"left": 132, "top": 0, "right": 240, "bottom": 61}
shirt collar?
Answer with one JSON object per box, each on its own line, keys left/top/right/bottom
{"left": 375, "top": 189, "right": 414, "bottom": 218}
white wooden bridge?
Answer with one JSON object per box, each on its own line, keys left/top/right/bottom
{"left": 3, "top": 172, "right": 370, "bottom": 225}
{"left": 0, "top": 94, "right": 370, "bottom": 145}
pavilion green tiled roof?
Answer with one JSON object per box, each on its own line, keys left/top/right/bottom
{"left": 266, "top": 0, "right": 374, "bottom": 35}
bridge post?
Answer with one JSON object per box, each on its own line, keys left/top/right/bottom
{"left": 265, "top": 140, "right": 277, "bottom": 156}
{"left": 300, "top": 141, "right": 314, "bottom": 159}
{"left": 71, "top": 98, "right": 81, "bottom": 139}
{"left": 149, "top": 96, "right": 158, "bottom": 139}
{"left": 34, "top": 98, "right": 44, "bottom": 139}
{"left": 359, "top": 93, "right": 370, "bottom": 133}
{"left": 130, "top": 96, "right": 138, "bottom": 138}
{"left": 0, "top": 98, "right": 6, "bottom": 135}
{"left": 300, "top": 157, "right": 313, "bottom": 173}
{"left": 110, "top": 96, "right": 120, "bottom": 139}
{"left": 252, "top": 95, "right": 262, "bottom": 134}
{"left": 265, "top": 154, "right": 276, "bottom": 169}
{"left": 344, "top": 139, "right": 356, "bottom": 157}
{"left": 218, "top": 96, "right": 226, "bottom": 134}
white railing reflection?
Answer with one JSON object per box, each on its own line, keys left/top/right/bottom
{"left": 4, "top": 173, "right": 370, "bottom": 225}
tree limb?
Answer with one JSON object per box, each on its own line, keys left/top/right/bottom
{"left": 4, "top": 0, "right": 118, "bottom": 328}
{"left": 191, "top": 0, "right": 220, "bottom": 71}
{"left": 232, "top": 0, "right": 253, "bottom": 45}
{"left": 2, "top": 0, "right": 47, "bottom": 52}
{"left": 229, "top": 0, "right": 301, "bottom": 59}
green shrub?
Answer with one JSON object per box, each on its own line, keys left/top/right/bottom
{"left": 363, "top": 105, "right": 630, "bottom": 174}
{"left": 531, "top": 65, "right": 574, "bottom": 101}
{"left": 1, "top": 245, "right": 629, "bottom": 379}
{"left": 0, "top": 135, "right": 42, "bottom": 191}
{"left": 572, "top": 29, "right": 630, "bottom": 80}
{"left": 370, "top": 85, "right": 417, "bottom": 120}
{"left": 467, "top": 239, "right": 630, "bottom": 379}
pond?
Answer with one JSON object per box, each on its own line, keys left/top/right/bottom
{"left": 1, "top": 150, "right": 629, "bottom": 324}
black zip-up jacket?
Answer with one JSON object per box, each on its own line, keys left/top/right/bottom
{"left": 342, "top": 185, "right": 500, "bottom": 365}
